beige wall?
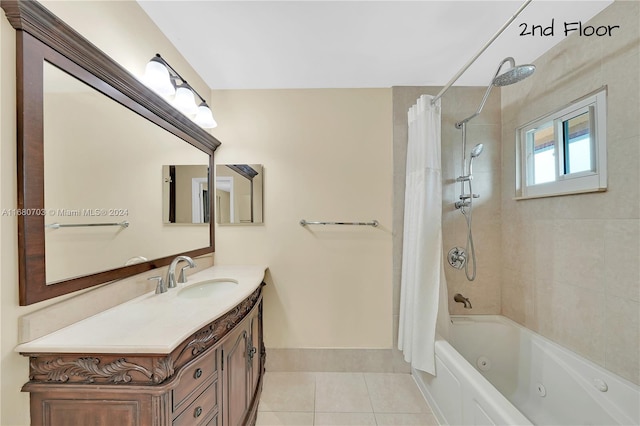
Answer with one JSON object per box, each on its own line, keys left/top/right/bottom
{"left": 174, "top": 165, "right": 209, "bottom": 224}
{"left": 211, "top": 89, "right": 393, "bottom": 349}
{"left": 44, "top": 91, "right": 209, "bottom": 282}
{"left": 0, "top": 1, "right": 215, "bottom": 424}
{"left": 216, "top": 166, "right": 254, "bottom": 224}
{"left": 501, "top": 1, "right": 639, "bottom": 385}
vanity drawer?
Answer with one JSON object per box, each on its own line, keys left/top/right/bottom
{"left": 173, "top": 381, "right": 218, "bottom": 426}
{"left": 173, "top": 348, "right": 218, "bottom": 411}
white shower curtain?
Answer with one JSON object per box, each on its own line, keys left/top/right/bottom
{"left": 398, "top": 94, "right": 450, "bottom": 375}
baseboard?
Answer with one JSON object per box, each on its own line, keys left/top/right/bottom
{"left": 265, "top": 348, "right": 410, "bottom": 373}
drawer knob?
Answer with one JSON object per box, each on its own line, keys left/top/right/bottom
{"left": 194, "top": 406, "right": 203, "bottom": 418}
{"left": 194, "top": 368, "right": 203, "bottom": 379}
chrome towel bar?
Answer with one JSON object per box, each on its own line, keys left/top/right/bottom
{"left": 45, "top": 221, "right": 130, "bottom": 229}
{"left": 299, "top": 219, "right": 378, "bottom": 227}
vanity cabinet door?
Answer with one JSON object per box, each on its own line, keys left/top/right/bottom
{"left": 221, "top": 324, "right": 250, "bottom": 426}
{"left": 220, "top": 298, "right": 264, "bottom": 426}
{"left": 248, "top": 301, "right": 263, "bottom": 398}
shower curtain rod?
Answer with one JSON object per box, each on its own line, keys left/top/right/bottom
{"left": 430, "top": 0, "right": 533, "bottom": 105}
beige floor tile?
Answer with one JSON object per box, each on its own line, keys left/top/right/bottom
{"left": 364, "top": 373, "right": 430, "bottom": 413}
{"left": 314, "top": 412, "right": 377, "bottom": 426}
{"left": 315, "top": 373, "right": 373, "bottom": 413}
{"left": 259, "top": 372, "right": 316, "bottom": 412}
{"left": 375, "top": 412, "right": 439, "bottom": 425}
{"left": 256, "top": 411, "right": 315, "bottom": 426}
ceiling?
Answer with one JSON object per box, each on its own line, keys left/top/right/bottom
{"left": 137, "top": 1, "right": 612, "bottom": 90}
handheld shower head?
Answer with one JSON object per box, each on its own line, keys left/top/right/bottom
{"left": 469, "top": 143, "right": 484, "bottom": 175}
{"left": 470, "top": 143, "right": 484, "bottom": 158}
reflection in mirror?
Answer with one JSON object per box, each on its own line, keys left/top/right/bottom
{"left": 44, "top": 62, "right": 210, "bottom": 284}
{"left": 162, "top": 165, "right": 210, "bottom": 224}
{"left": 215, "top": 164, "right": 264, "bottom": 224}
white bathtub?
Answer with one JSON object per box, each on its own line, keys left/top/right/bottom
{"left": 413, "top": 315, "right": 639, "bottom": 425}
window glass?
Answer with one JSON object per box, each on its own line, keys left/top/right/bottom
{"left": 516, "top": 88, "right": 606, "bottom": 199}
{"left": 563, "top": 111, "right": 593, "bottom": 175}
{"left": 526, "top": 121, "right": 555, "bottom": 185}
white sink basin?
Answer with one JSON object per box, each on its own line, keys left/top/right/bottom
{"left": 178, "top": 279, "right": 238, "bottom": 299}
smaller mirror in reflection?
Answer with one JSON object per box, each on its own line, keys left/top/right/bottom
{"left": 216, "top": 164, "right": 264, "bottom": 224}
{"left": 162, "top": 165, "right": 210, "bottom": 224}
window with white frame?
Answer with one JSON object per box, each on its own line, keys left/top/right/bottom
{"left": 516, "top": 88, "right": 607, "bottom": 199}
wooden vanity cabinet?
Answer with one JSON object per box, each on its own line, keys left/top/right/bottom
{"left": 22, "top": 288, "right": 265, "bottom": 426}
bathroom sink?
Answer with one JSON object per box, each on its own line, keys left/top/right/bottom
{"left": 178, "top": 279, "right": 238, "bottom": 299}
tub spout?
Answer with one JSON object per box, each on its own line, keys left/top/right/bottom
{"left": 454, "top": 293, "right": 472, "bottom": 309}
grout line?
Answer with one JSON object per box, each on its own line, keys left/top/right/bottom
{"left": 362, "top": 372, "right": 378, "bottom": 423}
{"left": 312, "top": 372, "right": 316, "bottom": 425}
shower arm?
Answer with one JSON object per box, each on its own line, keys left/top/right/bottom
{"left": 430, "top": 0, "right": 532, "bottom": 106}
{"left": 455, "top": 57, "right": 515, "bottom": 129}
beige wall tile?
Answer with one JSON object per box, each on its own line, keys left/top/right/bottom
{"left": 266, "top": 349, "right": 394, "bottom": 373}
{"left": 393, "top": 85, "right": 503, "bottom": 323}
{"left": 534, "top": 281, "right": 606, "bottom": 365}
{"left": 604, "top": 295, "right": 640, "bottom": 384}
{"left": 501, "top": 1, "right": 639, "bottom": 384}
{"left": 501, "top": 268, "right": 535, "bottom": 327}
{"left": 604, "top": 219, "right": 640, "bottom": 301}
{"left": 554, "top": 220, "right": 605, "bottom": 290}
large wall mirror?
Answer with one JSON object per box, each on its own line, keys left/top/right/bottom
{"left": 3, "top": 1, "right": 221, "bottom": 305}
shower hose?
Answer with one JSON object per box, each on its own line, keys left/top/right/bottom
{"left": 461, "top": 179, "right": 477, "bottom": 281}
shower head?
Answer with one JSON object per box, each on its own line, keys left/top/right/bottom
{"left": 493, "top": 62, "right": 536, "bottom": 86}
{"left": 455, "top": 57, "right": 535, "bottom": 129}
{"left": 468, "top": 144, "right": 484, "bottom": 175}
{"left": 470, "top": 143, "right": 484, "bottom": 158}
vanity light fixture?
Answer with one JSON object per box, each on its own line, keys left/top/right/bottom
{"left": 142, "top": 53, "right": 218, "bottom": 129}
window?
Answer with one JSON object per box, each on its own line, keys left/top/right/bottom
{"left": 516, "top": 88, "right": 607, "bottom": 199}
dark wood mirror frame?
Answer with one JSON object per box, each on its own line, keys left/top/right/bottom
{"left": 1, "top": 0, "right": 221, "bottom": 305}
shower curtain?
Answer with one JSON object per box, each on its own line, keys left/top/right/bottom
{"left": 398, "top": 94, "right": 449, "bottom": 375}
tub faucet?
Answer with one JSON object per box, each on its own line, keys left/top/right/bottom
{"left": 454, "top": 293, "right": 472, "bottom": 309}
{"left": 166, "top": 256, "right": 196, "bottom": 289}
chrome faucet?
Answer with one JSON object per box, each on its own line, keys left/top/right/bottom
{"left": 454, "top": 293, "right": 472, "bottom": 309}
{"left": 166, "top": 256, "right": 196, "bottom": 289}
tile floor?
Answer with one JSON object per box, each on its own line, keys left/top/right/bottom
{"left": 256, "top": 372, "right": 439, "bottom": 426}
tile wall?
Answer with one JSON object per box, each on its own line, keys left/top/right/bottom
{"left": 392, "top": 85, "right": 503, "bottom": 324}
{"left": 500, "top": 1, "right": 640, "bottom": 385}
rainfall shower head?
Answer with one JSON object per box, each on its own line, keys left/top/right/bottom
{"left": 492, "top": 58, "right": 536, "bottom": 87}
{"left": 455, "top": 57, "right": 536, "bottom": 129}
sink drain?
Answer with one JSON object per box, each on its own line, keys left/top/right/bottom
{"left": 536, "top": 383, "right": 547, "bottom": 397}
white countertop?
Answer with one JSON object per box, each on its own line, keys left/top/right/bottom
{"left": 15, "top": 265, "right": 267, "bottom": 354}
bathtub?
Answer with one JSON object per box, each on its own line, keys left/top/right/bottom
{"left": 413, "top": 315, "right": 639, "bottom": 425}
